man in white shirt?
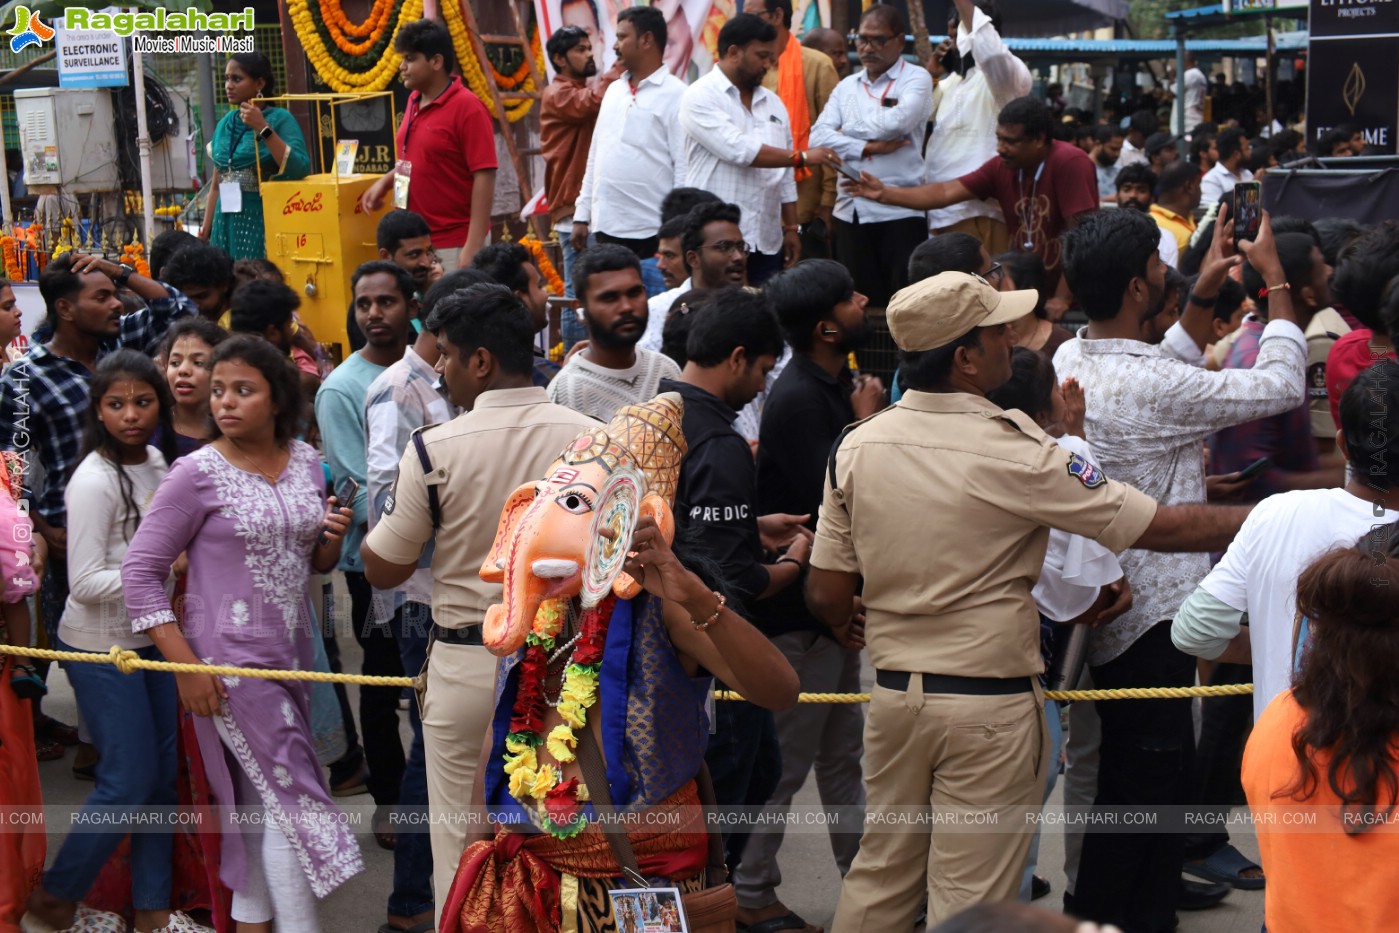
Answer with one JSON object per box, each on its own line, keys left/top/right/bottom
{"left": 1115, "top": 163, "right": 1179, "bottom": 269}
{"left": 1053, "top": 210, "right": 1306, "bottom": 932}
{"left": 550, "top": 244, "right": 680, "bottom": 421}
{"left": 811, "top": 3, "right": 932, "bottom": 306}
{"left": 923, "top": 0, "right": 1031, "bottom": 256}
{"left": 639, "top": 188, "right": 723, "bottom": 351}
{"left": 1176, "top": 53, "right": 1208, "bottom": 136}
{"left": 1172, "top": 361, "right": 1399, "bottom": 718}
{"left": 1118, "top": 110, "right": 1155, "bottom": 169}
{"left": 680, "top": 13, "right": 839, "bottom": 284}
{"left": 1199, "top": 127, "right": 1253, "bottom": 207}
{"left": 571, "top": 6, "right": 688, "bottom": 262}
{"left": 1091, "top": 124, "right": 1125, "bottom": 203}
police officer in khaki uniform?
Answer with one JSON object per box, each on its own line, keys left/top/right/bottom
{"left": 362, "top": 283, "right": 597, "bottom": 926}
{"left": 806, "top": 272, "right": 1253, "bottom": 931}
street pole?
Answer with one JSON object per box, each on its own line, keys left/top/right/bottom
{"left": 132, "top": 45, "right": 155, "bottom": 246}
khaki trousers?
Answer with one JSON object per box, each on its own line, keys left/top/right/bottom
{"left": 421, "top": 640, "right": 497, "bottom": 928}
{"left": 934, "top": 216, "right": 1011, "bottom": 258}
{"left": 832, "top": 678, "right": 1048, "bottom": 932}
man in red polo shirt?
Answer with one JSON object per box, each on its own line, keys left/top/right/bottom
{"left": 362, "top": 19, "right": 498, "bottom": 270}
{"left": 846, "top": 95, "right": 1098, "bottom": 319}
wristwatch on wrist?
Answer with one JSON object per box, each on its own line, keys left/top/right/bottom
{"left": 258, "top": 125, "right": 274, "bottom": 141}
{"left": 113, "top": 263, "right": 135, "bottom": 288}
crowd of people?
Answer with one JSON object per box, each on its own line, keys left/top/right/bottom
{"left": 0, "top": 3, "right": 1395, "bottom": 933}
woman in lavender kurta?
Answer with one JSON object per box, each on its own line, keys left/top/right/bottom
{"left": 122, "top": 336, "right": 363, "bottom": 929}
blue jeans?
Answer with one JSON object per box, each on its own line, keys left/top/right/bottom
{"left": 389, "top": 601, "right": 433, "bottom": 919}
{"left": 44, "top": 639, "right": 178, "bottom": 910}
{"left": 1021, "top": 699, "right": 1064, "bottom": 899}
{"left": 558, "top": 222, "right": 588, "bottom": 351}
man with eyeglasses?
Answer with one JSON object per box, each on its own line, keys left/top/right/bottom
{"left": 923, "top": 0, "right": 1032, "bottom": 258}
{"left": 680, "top": 13, "right": 842, "bottom": 285}
{"left": 848, "top": 95, "right": 1097, "bottom": 320}
{"left": 810, "top": 4, "right": 932, "bottom": 308}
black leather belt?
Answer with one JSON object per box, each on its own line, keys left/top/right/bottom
{"left": 876, "top": 670, "right": 1034, "bottom": 696}
{"left": 432, "top": 624, "right": 484, "bottom": 646}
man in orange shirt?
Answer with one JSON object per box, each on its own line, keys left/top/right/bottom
{"left": 744, "top": 0, "right": 839, "bottom": 259}
{"left": 541, "top": 24, "right": 622, "bottom": 346}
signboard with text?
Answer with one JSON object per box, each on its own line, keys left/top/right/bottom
{"left": 1306, "top": 0, "right": 1398, "bottom": 154}
{"left": 55, "top": 24, "right": 127, "bottom": 87}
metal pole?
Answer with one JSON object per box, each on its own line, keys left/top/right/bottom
{"left": 1174, "top": 23, "right": 1187, "bottom": 137}
{"left": 197, "top": 41, "right": 216, "bottom": 151}
{"left": 1264, "top": 14, "right": 1275, "bottom": 135}
{"left": 0, "top": 130, "right": 12, "bottom": 226}
{"left": 132, "top": 45, "right": 156, "bottom": 246}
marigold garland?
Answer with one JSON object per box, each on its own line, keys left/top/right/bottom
{"left": 1, "top": 236, "right": 19, "bottom": 281}
{"left": 324, "top": 0, "right": 394, "bottom": 42}
{"left": 289, "top": 0, "right": 422, "bottom": 93}
{"left": 520, "top": 235, "right": 564, "bottom": 296}
{"left": 503, "top": 594, "right": 616, "bottom": 838}
{"left": 440, "top": 0, "right": 541, "bottom": 122}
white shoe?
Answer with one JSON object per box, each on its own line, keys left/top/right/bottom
{"left": 153, "top": 911, "right": 213, "bottom": 933}
{"left": 21, "top": 904, "right": 128, "bottom": 933}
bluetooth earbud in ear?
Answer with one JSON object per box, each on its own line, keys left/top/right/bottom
{"left": 575, "top": 308, "right": 586, "bottom": 322}
{"left": 821, "top": 328, "right": 838, "bottom": 335}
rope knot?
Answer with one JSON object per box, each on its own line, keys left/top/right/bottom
{"left": 109, "top": 646, "right": 141, "bottom": 675}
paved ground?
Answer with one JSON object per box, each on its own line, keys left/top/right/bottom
{"left": 33, "top": 636, "right": 1265, "bottom": 932}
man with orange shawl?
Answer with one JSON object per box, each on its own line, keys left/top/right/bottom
{"left": 440, "top": 395, "right": 799, "bottom": 933}
{"left": 745, "top": 0, "right": 840, "bottom": 262}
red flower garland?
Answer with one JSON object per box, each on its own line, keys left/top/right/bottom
{"left": 505, "top": 593, "right": 617, "bottom": 838}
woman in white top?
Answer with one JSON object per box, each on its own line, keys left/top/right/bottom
{"left": 987, "top": 347, "right": 1130, "bottom": 904}
{"left": 24, "top": 350, "right": 203, "bottom": 933}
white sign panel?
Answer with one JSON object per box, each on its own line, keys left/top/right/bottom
{"left": 56, "top": 24, "right": 127, "bottom": 88}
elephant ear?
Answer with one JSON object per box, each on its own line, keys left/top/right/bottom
{"left": 581, "top": 465, "right": 645, "bottom": 608}
{"left": 612, "top": 493, "right": 675, "bottom": 601}
{"left": 480, "top": 483, "right": 538, "bottom": 583}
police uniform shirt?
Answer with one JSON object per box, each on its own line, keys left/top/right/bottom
{"left": 663, "top": 378, "right": 769, "bottom": 604}
{"left": 364, "top": 386, "right": 598, "bottom": 629}
{"left": 810, "top": 390, "right": 1157, "bottom": 678}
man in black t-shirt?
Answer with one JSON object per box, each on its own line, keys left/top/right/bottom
{"left": 733, "top": 259, "right": 885, "bottom": 931}
{"left": 661, "top": 287, "right": 805, "bottom": 874}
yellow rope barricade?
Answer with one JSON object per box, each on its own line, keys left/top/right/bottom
{"left": 0, "top": 644, "right": 1252, "bottom": 702}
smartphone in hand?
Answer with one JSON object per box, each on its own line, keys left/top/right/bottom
{"left": 319, "top": 477, "right": 359, "bottom": 546}
{"left": 834, "top": 161, "right": 864, "bottom": 183}
{"left": 1233, "top": 181, "right": 1262, "bottom": 249}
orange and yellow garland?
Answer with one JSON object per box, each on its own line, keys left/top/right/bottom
{"left": 1, "top": 235, "right": 20, "bottom": 281}
{"left": 520, "top": 234, "right": 564, "bottom": 296}
{"left": 440, "top": 0, "right": 542, "bottom": 122}
{"left": 323, "top": 0, "right": 395, "bottom": 47}
{"left": 289, "top": 0, "right": 423, "bottom": 92}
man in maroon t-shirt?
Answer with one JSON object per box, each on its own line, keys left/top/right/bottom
{"left": 362, "top": 19, "right": 498, "bottom": 270}
{"left": 846, "top": 95, "right": 1098, "bottom": 318}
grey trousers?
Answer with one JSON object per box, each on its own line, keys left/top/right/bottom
{"left": 733, "top": 630, "right": 866, "bottom": 910}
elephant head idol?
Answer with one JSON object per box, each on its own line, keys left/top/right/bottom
{"left": 479, "top": 393, "right": 687, "bottom": 657}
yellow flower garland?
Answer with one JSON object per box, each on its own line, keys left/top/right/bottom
{"left": 439, "top": 0, "right": 540, "bottom": 122}
{"left": 290, "top": 0, "right": 423, "bottom": 92}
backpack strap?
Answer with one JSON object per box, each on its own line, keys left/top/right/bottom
{"left": 410, "top": 425, "right": 443, "bottom": 532}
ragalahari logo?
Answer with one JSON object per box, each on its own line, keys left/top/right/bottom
{"left": 9, "top": 6, "right": 55, "bottom": 53}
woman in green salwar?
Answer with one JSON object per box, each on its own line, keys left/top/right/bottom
{"left": 199, "top": 52, "right": 310, "bottom": 259}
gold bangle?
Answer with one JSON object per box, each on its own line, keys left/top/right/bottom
{"left": 692, "top": 592, "right": 726, "bottom": 631}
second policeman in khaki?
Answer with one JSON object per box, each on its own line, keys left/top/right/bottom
{"left": 807, "top": 271, "right": 1253, "bottom": 930}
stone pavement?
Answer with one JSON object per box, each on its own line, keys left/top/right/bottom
{"left": 32, "top": 635, "right": 1265, "bottom": 932}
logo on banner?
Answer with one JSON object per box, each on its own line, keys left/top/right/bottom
{"left": 1344, "top": 62, "right": 1366, "bottom": 116}
{"left": 8, "top": 6, "right": 55, "bottom": 52}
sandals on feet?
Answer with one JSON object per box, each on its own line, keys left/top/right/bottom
{"left": 1185, "top": 843, "right": 1265, "bottom": 890}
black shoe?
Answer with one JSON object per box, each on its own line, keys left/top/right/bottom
{"left": 1031, "top": 875, "right": 1051, "bottom": 901}
{"left": 1178, "top": 878, "right": 1230, "bottom": 911}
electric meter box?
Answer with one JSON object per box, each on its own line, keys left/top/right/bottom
{"left": 15, "top": 87, "right": 119, "bottom": 193}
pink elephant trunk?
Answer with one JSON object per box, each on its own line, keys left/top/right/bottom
{"left": 482, "top": 564, "right": 547, "bottom": 657}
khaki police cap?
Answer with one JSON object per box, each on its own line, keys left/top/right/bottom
{"left": 886, "top": 272, "right": 1039, "bottom": 352}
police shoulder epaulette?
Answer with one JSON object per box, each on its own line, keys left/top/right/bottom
{"left": 826, "top": 407, "right": 893, "bottom": 494}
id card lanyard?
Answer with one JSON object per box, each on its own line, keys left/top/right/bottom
{"left": 1017, "top": 158, "right": 1046, "bottom": 251}
{"left": 395, "top": 92, "right": 427, "bottom": 209}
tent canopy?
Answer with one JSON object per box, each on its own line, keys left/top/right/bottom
{"left": 995, "top": 0, "right": 1131, "bottom": 36}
